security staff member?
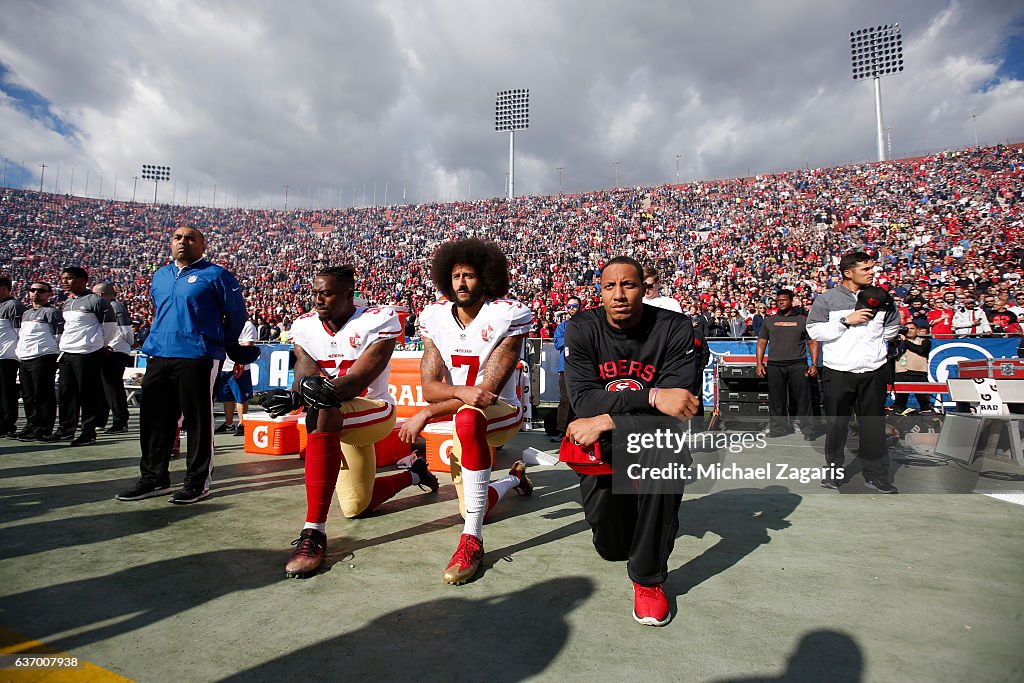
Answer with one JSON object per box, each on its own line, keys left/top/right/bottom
{"left": 756, "top": 289, "right": 820, "bottom": 439}
{"left": 807, "top": 252, "right": 900, "bottom": 494}
{"left": 117, "top": 226, "right": 247, "bottom": 504}
{"left": 0, "top": 276, "right": 27, "bottom": 436}
{"left": 47, "top": 267, "right": 117, "bottom": 446}
{"left": 15, "top": 282, "right": 62, "bottom": 440}
{"left": 93, "top": 283, "right": 134, "bottom": 433}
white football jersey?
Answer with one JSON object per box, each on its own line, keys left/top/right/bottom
{"left": 290, "top": 306, "right": 402, "bottom": 403}
{"left": 418, "top": 298, "right": 532, "bottom": 406}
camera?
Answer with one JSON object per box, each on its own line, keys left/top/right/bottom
{"left": 897, "top": 325, "right": 910, "bottom": 335}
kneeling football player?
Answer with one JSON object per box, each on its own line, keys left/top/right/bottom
{"left": 399, "top": 238, "right": 535, "bottom": 585}
{"left": 257, "top": 266, "right": 439, "bottom": 578}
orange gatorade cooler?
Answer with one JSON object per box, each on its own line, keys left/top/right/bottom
{"left": 375, "top": 417, "right": 412, "bottom": 467}
{"left": 388, "top": 352, "right": 427, "bottom": 419}
{"left": 422, "top": 421, "right": 495, "bottom": 474}
{"left": 297, "top": 419, "right": 308, "bottom": 458}
{"left": 243, "top": 413, "right": 300, "bottom": 456}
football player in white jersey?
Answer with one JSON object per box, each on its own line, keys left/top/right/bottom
{"left": 257, "top": 266, "right": 439, "bottom": 578}
{"left": 399, "top": 239, "right": 534, "bottom": 585}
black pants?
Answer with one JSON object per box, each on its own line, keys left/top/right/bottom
{"left": 0, "top": 358, "right": 19, "bottom": 431}
{"left": 19, "top": 355, "right": 58, "bottom": 434}
{"left": 579, "top": 473, "right": 683, "bottom": 585}
{"left": 556, "top": 372, "right": 575, "bottom": 434}
{"left": 139, "top": 357, "right": 219, "bottom": 490}
{"left": 97, "top": 352, "right": 132, "bottom": 428}
{"left": 893, "top": 370, "right": 933, "bottom": 412}
{"left": 57, "top": 351, "right": 105, "bottom": 436}
{"left": 821, "top": 366, "right": 890, "bottom": 481}
{"left": 691, "top": 361, "right": 707, "bottom": 426}
{"left": 766, "top": 362, "right": 812, "bottom": 432}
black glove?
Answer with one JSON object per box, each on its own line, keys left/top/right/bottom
{"left": 254, "top": 389, "right": 303, "bottom": 418}
{"left": 297, "top": 375, "right": 342, "bottom": 409}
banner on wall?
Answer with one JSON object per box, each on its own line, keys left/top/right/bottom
{"left": 136, "top": 337, "right": 1020, "bottom": 407}
{"left": 534, "top": 337, "right": 1020, "bottom": 407}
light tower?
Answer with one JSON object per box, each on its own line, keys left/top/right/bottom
{"left": 850, "top": 23, "right": 904, "bottom": 162}
{"left": 495, "top": 89, "right": 530, "bottom": 200}
{"left": 141, "top": 164, "right": 171, "bottom": 203}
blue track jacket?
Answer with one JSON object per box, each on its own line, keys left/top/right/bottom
{"left": 141, "top": 259, "right": 247, "bottom": 360}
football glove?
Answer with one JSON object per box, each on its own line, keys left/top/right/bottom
{"left": 254, "top": 389, "right": 303, "bottom": 418}
{"left": 297, "top": 375, "right": 342, "bottom": 409}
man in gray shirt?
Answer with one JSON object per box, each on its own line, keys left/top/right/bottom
{"left": 15, "top": 281, "right": 62, "bottom": 440}
{"left": 0, "top": 276, "right": 27, "bottom": 436}
{"left": 93, "top": 283, "right": 134, "bottom": 433}
{"left": 44, "top": 267, "right": 117, "bottom": 446}
{"left": 807, "top": 252, "right": 901, "bottom": 494}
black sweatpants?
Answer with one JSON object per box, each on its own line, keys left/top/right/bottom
{"left": 579, "top": 473, "right": 683, "bottom": 586}
{"left": 139, "top": 357, "right": 219, "bottom": 490}
{"left": 57, "top": 351, "right": 105, "bottom": 436}
{"left": 766, "top": 362, "right": 812, "bottom": 432}
{"left": 19, "top": 355, "right": 58, "bottom": 434}
{"left": 0, "top": 358, "right": 19, "bottom": 431}
{"left": 821, "top": 366, "right": 890, "bottom": 482}
{"left": 97, "top": 351, "right": 132, "bottom": 428}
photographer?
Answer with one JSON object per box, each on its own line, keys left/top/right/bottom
{"left": 892, "top": 322, "right": 933, "bottom": 414}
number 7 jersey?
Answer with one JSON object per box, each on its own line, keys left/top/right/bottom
{"left": 418, "top": 298, "right": 533, "bottom": 406}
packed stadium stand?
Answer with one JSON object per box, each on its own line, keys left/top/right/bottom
{"left": 2, "top": 144, "right": 1022, "bottom": 339}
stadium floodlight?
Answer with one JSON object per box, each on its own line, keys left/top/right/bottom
{"left": 850, "top": 23, "right": 904, "bottom": 162}
{"left": 495, "top": 88, "right": 530, "bottom": 199}
{"left": 141, "top": 164, "right": 171, "bottom": 204}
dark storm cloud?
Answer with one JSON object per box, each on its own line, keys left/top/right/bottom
{"left": 0, "top": 0, "right": 1021, "bottom": 205}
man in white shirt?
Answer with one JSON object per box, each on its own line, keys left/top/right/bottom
{"left": 642, "top": 267, "right": 683, "bottom": 313}
{"left": 15, "top": 281, "right": 62, "bottom": 440}
{"left": 46, "top": 268, "right": 117, "bottom": 446}
{"left": 807, "top": 252, "right": 901, "bottom": 494}
{"left": 0, "top": 276, "right": 27, "bottom": 436}
{"left": 93, "top": 283, "right": 135, "bottom": 433}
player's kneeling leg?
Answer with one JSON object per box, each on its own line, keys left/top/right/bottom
{"left": 285, "top": 430, "right": 341, "bottom": 578}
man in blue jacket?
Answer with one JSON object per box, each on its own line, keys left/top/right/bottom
{"left": 117, "top": 227, "right": 248, "bottom": 504}
{"left": 551, "top": 296, "right": 582, "bottom": 442}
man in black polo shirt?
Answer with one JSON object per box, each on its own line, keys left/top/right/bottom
{"left": 756, "top": 290, "right": 819, "bottom": 439}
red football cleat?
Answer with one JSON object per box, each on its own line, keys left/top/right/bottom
{"left": 285, "top": 529, "right": 327, "bottom": 578}
{"left": 442, "top": 533, "right": 484, "bottom": 585}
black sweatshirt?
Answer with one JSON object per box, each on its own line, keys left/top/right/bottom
{"left": 564, "top": 304, "right": 697, "bottom": 418}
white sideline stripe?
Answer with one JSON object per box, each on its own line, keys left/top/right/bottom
{"left": 980, "top": 491, "right": 1024, "bottom": 507}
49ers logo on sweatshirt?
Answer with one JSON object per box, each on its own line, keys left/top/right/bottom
{"left": 606, "top": 378, "right": 644, "bottom": 392}
{"left": 598, "top": 359, "right": 656, "bottom": 383}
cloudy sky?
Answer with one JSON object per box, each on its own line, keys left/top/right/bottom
{"left": 1, "top": 0, "right": 1022, "bottom": 208}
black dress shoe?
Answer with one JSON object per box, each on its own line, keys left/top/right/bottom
{"left": 104, "top": 424, "right": 129, "bottom": 434}
{"left": 41, "top": 430, "right": 76, "bottom": 442}
{"left": 70, "top": 432, "right": 98, "bottom": 447}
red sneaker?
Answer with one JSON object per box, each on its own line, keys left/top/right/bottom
{"left": 632, "top": 582, "right": 672, "bottom": 626}
{"left": 442, "top": 533, "right": 484, "bottom": 585}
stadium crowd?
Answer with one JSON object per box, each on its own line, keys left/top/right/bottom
{"left": 2, "top": 144, "right": 1023, "bottom": 341}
